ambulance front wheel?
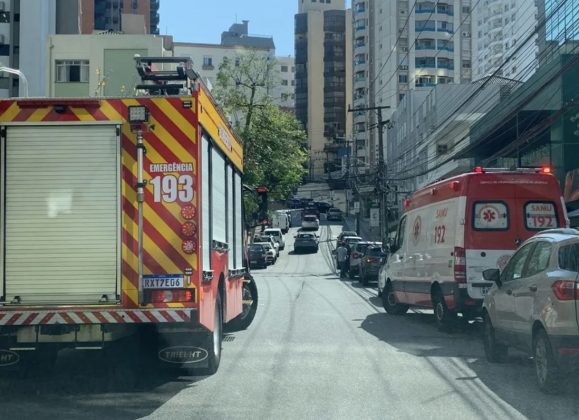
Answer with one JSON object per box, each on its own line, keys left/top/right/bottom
{"left": 382, "top": 282, "right": 409, "bottom": 315}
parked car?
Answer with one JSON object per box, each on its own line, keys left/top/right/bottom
{"left": 482, "top": 228, "right": 579, "bottom": 393}
{"left": 379, "top": 167, "right": 568, "bottom": 331}
{"left": 256, "top": 235, "right": 280, "bottom": 257}
{"left": 315, "top": 202, "right": 332, "bottom": 213}
{"left": 360, "top": 246, "right": 387, "bottom": 286}
{"left": 337, "top": 231, "right": 358, "bottom": 246}
{"left": 327, "top": 207, "right": 343, "bottom": 221}
{"left": 254, "top": 241, "right": 276, "bottom": 264}
{"left": 294, "top": 232, "right": 319, "bottom": 254}
{"left": 248, "top": 243, "right": 268, "bottom": 269}
{"left": 272, "top": 212, "right": 290, "bottom": 234}
{"left": 263, "top": 228, "right": 285, "bottom": 250}
{"left": 301, "top": 215, "right": 320, "bottom": 230}
{"left": 349, "top": 241, "right": 381, "bottom": 277}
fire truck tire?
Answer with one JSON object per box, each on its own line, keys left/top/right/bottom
{"left": 226, "top": 275, "right": 258, "bottom": 332}
{"left": 204, "top": 294, "right": 223, "bottom": 375}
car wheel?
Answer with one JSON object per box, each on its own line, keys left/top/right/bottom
{"left": 483, "top": 313, "right": 508, "bottom": 363}
{"left": 382, "top": 282, "right": 409, "bottom": 315}
{"left": 432, "top": 289, "right": 456, "bottom": 332}
{"left": 533, "top": 329, "right": 561, "bottom": 393}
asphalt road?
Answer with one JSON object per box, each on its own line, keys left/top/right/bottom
{"left": 2, "top": 222, "right": 579, "bottom": 419}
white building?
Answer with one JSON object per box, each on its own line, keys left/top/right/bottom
{"left": 274, "top": 55, "right": 295, "bottom": 112}
{"left": 472, "top": 0, "right": 538, "bottom": 81}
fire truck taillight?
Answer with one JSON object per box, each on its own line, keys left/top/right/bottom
{"left": 182, "top": 240, "right": 197, "bottom": 254}
{"left": 540, "top": 166, "right": 552, "bottom": 174}
{"left": 449, "top": 181, "right": 461, "bottom": 191}
{"left": 181, "top": 222, "right": 197, "bottom": 237}
{"left": 180, "top": 205, "right": 196, "bottom": 220}
{"left": 150, "top": 289, "right": 194, "bottom": 303}
{"left": 474, "top": 166, "right": 484, "bottom": 174}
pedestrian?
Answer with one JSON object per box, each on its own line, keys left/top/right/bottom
{"left": 336, "top": 244, "right": 349, "bottom": 278}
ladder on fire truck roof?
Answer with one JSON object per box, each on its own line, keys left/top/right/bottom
{"left": 134, "top": 56, "right": 200, "bottom": 96}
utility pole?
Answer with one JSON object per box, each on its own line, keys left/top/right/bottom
{"left": 348, "top": 105, "right": 390, "bottom": 243}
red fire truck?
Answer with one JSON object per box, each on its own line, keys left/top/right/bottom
{"left": 0, "top": 57, "right": 253, "bottom": 375}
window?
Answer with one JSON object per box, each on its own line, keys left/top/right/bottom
{"left": 415, "top": 19, "right": 435, "bottom": 31}
{"left": 281, "top": 65, "right": 288, "bottom": 72}
{"left": 291, "top": 80, "right": 295, "bottom": 86}
{"left": 559, "top": 244, "right": 579, "bottom": 271}
{"left": 0, "top": 12, "right": 10, "bottom": 23}
{"left": 282, "top": 79, "right": 289, "bottom": 86}
{"left": 55, "top": 60, "right": 89, "bottom": 83}
{"left": 416, "top": 57, "right": 435, "bottom": 68}
{"left": 473, "top": 202, "right": 509, "bottom": 230}
{"left": 203, "top": 56, "right": 213, "bottom": 68}
{"left": 437, "top": 21, "right": 453, "bottom": 33}
{"left": 399, "top": 74, "right": 408, "bottom": 83}
{"left": 525, "top": 202, "right": 558, "bottom": 230}
{"left": 395, "top": 216, "right": 407, "bottom": 251}
{"left": 525, "top": 241, "right": 552, "bottom": 276}
{"left": 501, "top": 242, "right": 534, "bottom": 282}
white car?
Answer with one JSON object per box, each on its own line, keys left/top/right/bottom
{"left": 263, "top": 228, "right": 285, "bottom": 250}
{"left": 257, "top": 235, "right": 280, "bottom": 257}
{"left": 254, "top": 241, "right": 277, "bottom": 264}
{"left": 301, "top": 215, "right": 320, "bottom": 230}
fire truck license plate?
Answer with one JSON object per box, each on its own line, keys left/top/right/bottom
{"left": 143, "top": 275, "right": 185, "bottom": 289}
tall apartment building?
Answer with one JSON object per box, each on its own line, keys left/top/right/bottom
{"left": 80, "top": 0, "right": 160, "bottom": 35}
{"left": 472, "top": 0, "right": 537, "bottom": 81}
{"left": 295, "top": 0, "right": 352, "bottom": 181}
{"left": 538, "top": 0, "right": 579, "bottom": 63}
{"left": 366, "top": 0, "right": 473, "bottom": 170}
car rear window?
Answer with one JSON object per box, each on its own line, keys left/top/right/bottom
{"left": 249, "top": 245, "right": 264, "bottom": 251}
{"left": 366, "top": 247, "right": 383, "bottom": 257}
{"left": 558, "top": 243, "right": 579, "bottom": 271}
{"left": 298, "top": 234, "right": 314, "bottom": 239}
{"left": 473, "top": 201, "right": 509, "bottom": 230}
{"left": 304, "top": 216, "right": 316, "bottom": 221}
{"left": 524, "top": 201, "right": 559, "bottom": 230}
{"left": 264, "top": 230, "right": 280, "bottom": 237}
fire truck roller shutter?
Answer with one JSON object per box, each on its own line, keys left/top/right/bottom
{"left": 227, "top": 165, "right": 234, "bottom": 268}
{"left": 234, "top": 172, "right": 243, "bottom": 269}
{"left": 202, "top": 136, "right": 210, "bottom": 270}
{"left": 211, "top": 148, "right": 226, "bottom": 245}
{"left": 2, "top": 125, "right": 119, "bottom": 304}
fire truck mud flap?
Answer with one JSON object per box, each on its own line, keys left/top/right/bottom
{"left": 156, "top": 334, "right": 211, "bottom": 370}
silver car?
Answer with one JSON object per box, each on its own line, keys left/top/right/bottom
{"left": 482, "top": 228, "right": 579, "bottom": 393}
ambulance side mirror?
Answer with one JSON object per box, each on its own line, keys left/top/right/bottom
{"left": 483, "top": 268, "right": 501, "bottom": 287}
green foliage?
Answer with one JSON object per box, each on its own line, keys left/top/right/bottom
{"left": 214, "top": 52, "right": 308, "bottom": 201}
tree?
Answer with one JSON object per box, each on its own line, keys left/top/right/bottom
{"left": 214, "top": 52, "right": 308, "bottom": 202}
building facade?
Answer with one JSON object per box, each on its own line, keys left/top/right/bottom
{"left": 80, "top": 0, "right": 160, "bottom": 35}
{"left": 295, "top": 0, "right": 352, "bottom": 181}
{"left": 472, "top": 0, "right": 538, "bottom": 81}
{"left": 48, "top": 33, "right": 171, "bottom": 97}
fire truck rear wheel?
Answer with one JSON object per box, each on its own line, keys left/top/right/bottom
{"left": 226, "top": 275, "right": 258, "bottom": 332}
{"left": 205, "top": 293, "right": 223, "bottom": 375}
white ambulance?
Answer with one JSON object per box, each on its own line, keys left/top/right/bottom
{"left": 378, "top": 167, "right": 569, "bottom": 330}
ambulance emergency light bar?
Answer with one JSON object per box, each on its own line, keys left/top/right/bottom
{"left": 473, "top": 166, "right": 552, "bottom": 174}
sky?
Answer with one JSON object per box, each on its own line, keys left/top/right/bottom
{"left": 160, "top": 0, "right": 352, "bottom": 57}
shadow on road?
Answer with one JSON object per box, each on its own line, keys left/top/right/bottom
{"left": 360, "top": 311, "right": 579, "bottom": 419}
{"left": 0, "top": 348, "right": 207, "bottom": 420}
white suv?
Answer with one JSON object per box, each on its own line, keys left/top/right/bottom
{"left": 263, "top": 228, "right": 285, "bottom": 250}
{"left": 482, "top": 228, "right": 579, "bottom": 393}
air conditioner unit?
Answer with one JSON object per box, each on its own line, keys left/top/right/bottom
{"left": 400, "top": 65, "right": 409, "bottom": 70}
{"left": 463, "top": 32, "right": 471, "bottom": 37}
